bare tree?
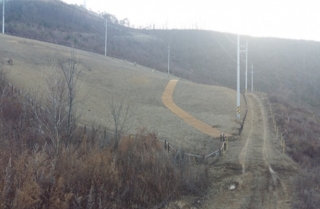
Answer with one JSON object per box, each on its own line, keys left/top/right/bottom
{"left": 58, "top": 50, "right": 81, "bottom": 139}
{"left": 0, "top": 70, "right": 10, "bottom": 108}
{"left": 109, "top": 98, "right": 133, "bottom": 150}
{"left": 33, "top": 51, "right": 81, "bottom": 154}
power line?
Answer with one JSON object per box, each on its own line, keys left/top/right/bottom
{"left": 251, "top": 63, "right": 254, "bottom": 92}
{"left": 2, "top": 0, "right": 5, "bottom": 34}
{"left": 214, "top": 36, "right": 236, "bottom": 62}
{"left": 104, "top": 18, "right": 107, "bottom": 56}
{"left": 224, "top": 33, "right": 237, "bottom": 45}
{"left": 237, "top": 34, "right": 240, "bottom": 120}
{"left": 167, "top": 45, "right": 170, "bottom": 75}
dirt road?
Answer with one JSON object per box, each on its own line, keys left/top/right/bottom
{"left": 199, "top": 93, "right": 298, "bottom": 209}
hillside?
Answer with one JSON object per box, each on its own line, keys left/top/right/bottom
{"left": 0, "top": 33, "right": 245, "bottom": 154}
{"left": 2, "top": 0, "right": 320, "bottom": 207}
{"left": 2, "top": 0, "right": 320, "bottom": 111}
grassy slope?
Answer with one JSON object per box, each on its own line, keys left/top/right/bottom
{"left": 2, "top": 0, "right": 320, "bottom": 112}
{"left": 0, "top": 33, "right": 240, "bottom": 153}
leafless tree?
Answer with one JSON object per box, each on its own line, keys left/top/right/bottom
{"left": 58, "top": 50, "right": 81, "bottom": 139}
{"left": 109, "top": 98, "right": 133, "bottom": 150}
{"left": 0, "top": 70, "right": 10, "bottom": 108}
{"left": 32, "top": 51, "right": 81, "bottom": 154}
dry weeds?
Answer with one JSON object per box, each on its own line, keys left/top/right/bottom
{"left": 0, "top": 76, "right": 209, "bottom": 208}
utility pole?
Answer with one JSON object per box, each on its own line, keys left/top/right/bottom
{"left": 168, "top": 45, "right": 170, "bottom": 76}
{"left": 245, "top": 41, "right": 248, "bottom": 94}
{"left": 2, "top": 0, "right": 5, "bottom": 34}
{"left": 237, "top": 35, "right": 240, "bottom": 120}
{"left": 83, "top": 0, "right": 86, "bottom": 9}
{"left": 251, "top": 63, "right": 254, "bottom": 92}
{"left": 104, "top": 18, "right": 107, "bottom": 56}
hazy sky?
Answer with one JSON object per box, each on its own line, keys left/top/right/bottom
{"left": 63, "top": 0, "right": 320, "bottom": 41}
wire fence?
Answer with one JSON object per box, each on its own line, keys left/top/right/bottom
{"left": 1, "top": 64, "right": 250, "bottom": 163}
{"left": 4, "top": 32, "right": 134, "bottom": 63}
{"left": 238, "top": 92, "right": 248, "bottom": 135}
{"left": 267, "top": 96, "right": 286, "bottom": 154}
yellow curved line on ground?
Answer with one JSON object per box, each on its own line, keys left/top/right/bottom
{"left": 162, "top": 79, "right": 222, "bottom": 138}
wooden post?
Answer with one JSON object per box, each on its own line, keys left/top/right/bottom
{"left": 226, "top": 137, "right": 228, "bottom": 149}
{"left": 164, "top": 140, "right": 167, "bottom": 149}
{"left": 168, "top": 143, "right": 170, "bottom": 153}
{"left": 104, "top": 129, "right": 106, "bottom": 140}
{"left": 272, "top": 115, "right": 275, "bottom": 126}
{"left": 222, "top": 147, "right": 225, "bottom": 158}
{"left": 84, "top": 125, "right": 87, "bottom": 134}
{"left": 224, "top": 142, "right": 227, "bottom": 151}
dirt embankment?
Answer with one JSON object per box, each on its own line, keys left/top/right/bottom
{"left": 196, "top": 93, "right": 298, "bottom": 209}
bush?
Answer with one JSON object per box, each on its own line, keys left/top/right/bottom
{"left": 270, "top": 94, "right": 320, "bottom": 208}
{"left": 293, "top": 168, "right": 320, "bottom": 209}
{"left": 0, "top": 76, "right": 208, "bottom": 208}
{"left": 0, "top": 132, "right": 208, "bottom": 208}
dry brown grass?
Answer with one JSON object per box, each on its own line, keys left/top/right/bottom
{"left": 0, "top": 76, "right": 209, "bottom": 208}
{"left": 0, "top": 132, "right": 209, "bottom": 208}
{"left": 270, "top": 94, "right": 320, "bottom": 208}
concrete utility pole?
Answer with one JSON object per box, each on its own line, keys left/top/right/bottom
{"left": 237, "top": 35, "right": 240, "bottom": 120}
{"left": 2, "top": 0, "right": 5, "bottom": 34}
{"left": 245, "top": 41, "right": 248, "bottom": 94}
{"left": 168, "top": 45, "right": 170, "bottom": 75}
{"left": 104, "top": 18, "right": 107, "bottom": 56}
{"left": 251, "top": 63, "right": 254, "bottom": 92}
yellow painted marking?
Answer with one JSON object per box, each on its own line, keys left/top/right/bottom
{"left": 162, "top": 79, "right": 230, "bottom": 138}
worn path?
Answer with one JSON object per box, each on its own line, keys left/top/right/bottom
{"left": 199, "top": 93, "right": 298, "bottom": 209}
{"left": 162, "top": 79, "right": 226, "bottom": 138}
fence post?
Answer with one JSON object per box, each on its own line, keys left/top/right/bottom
{"left": 104, "top": 129, "right": 106, "bottom": 140}
{"left": 168, "top": 143, "right": 170, "bottom": 153}
{"left": 224, "top": 142, "right": 227, "bottom": 151}
{"left": 219, "top": 148, "right": 222, "bottom": 157}
{"left": 84, "top": 125, "right": 87, "bottom": 134}
{"left": 164, "top": 140, "right": 167, "bottom": 149}
{"left": 226, "top": 137, "right": 228, "bottom": 149}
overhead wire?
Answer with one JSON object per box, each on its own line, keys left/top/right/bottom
{"left": 224, "top": 33, "right": 238, "bottom": 45}
{"left": 213, "top": 36, "right": 237, "bottom": 63}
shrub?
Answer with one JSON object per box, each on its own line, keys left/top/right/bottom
{"left": 0, "top": 132, "right": 208, "bottom": 208}
{"left": 270, "top": 94, "right": 320, "bottom": 208}
{"left": 0, "top": 77, "right": 208, "bottom": 208}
